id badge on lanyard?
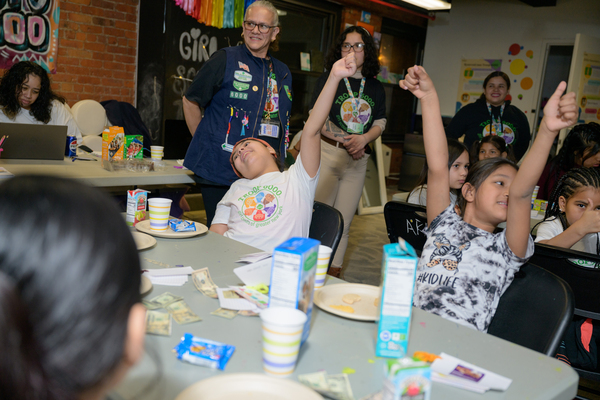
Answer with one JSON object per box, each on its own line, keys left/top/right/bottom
{"left": 259, "top": 119, "right": 280, "bottom": 138}
{"left": 344, "top": 77, "right": 366, "bottom": 134}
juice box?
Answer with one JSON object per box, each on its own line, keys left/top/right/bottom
{"left": 126, "top": 189, "right": 149, "bottom": 226}
{"left": 124, "top": 135, "right": 144, "bottom": 159}
{"left": 268, "top": 237, "right": 319, "bottom": 345}
{"left": 102, "top": 126, "right": 125, "bottom": 161}
{"left": 383, "top": 358, "right": 431, "bottom": 400}
{"left": 376, "top": 239, "right": 419, "bottom": 358}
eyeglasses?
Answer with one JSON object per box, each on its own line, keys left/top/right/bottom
{"left": 243, "top": 21, "right": 276, "bottom": 34}
{"left": 341, "top": 43, "right": 365, "bottom": 52}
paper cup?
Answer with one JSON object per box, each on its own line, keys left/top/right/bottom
{"left": 151, "top": 146, "right": 164, "bottom": 160}
{"left": 260, "top": 307, "right": 307, "bottom": 377}
{"left": 531, "top": 185, "right": 540, "bottom": 205}
{"left": 314, "top": 245, "right": 332, "bottom": 290}
{"left": 148, "top": 198, "right": 172, "bottom": 231}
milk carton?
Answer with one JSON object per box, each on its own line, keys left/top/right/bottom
{"left": 376, "top": 239, "right": 419, "bottom": 358}
{"left": 383, "top": 358, "right": 432, "bottom": 400}
{"left": 268, "top": 237, "right": 319, "bottom": 345}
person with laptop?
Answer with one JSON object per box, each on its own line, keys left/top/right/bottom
{"left": 0, "top": 61, "right": 82, "bottom": 142}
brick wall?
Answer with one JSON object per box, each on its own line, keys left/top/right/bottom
{"left": 53, "top": 0, "right": 139, "bottom": 106}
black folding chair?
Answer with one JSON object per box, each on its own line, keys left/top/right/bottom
{"left": 487, "top": 262, "right": 574, "bottom": 357}
{"left": 530, "top": 243, "right": 600, "bottom": 399}
{"left": 308, "top": 201, "right": 343, "bottom": 270}
{"left": 383, "top": 201, "right": 427, "bottom": 255}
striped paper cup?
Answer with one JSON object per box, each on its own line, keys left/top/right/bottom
{"left": 148, "top": 198, "right": 172, "bottom": 231}
{"left": 260, "top": 307, "right": 307, "bottom": 377}
{"left": 314, "top": 245, "right": 332, "bottom": 290}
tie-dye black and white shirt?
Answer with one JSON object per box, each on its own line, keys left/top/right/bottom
{"left": 412, "top": 205, "right": 534, "bottom": 332}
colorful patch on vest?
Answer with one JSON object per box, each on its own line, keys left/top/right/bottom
{"left": 233, "top": 81, "right": 250, "bottom": 91}
{"left": 234, "top": 70, "right": 252, "bottom": 82}
{"left": 284, "top": 85, "right": 292, "bottom": 101}
{"left": 238, "top": 61, "right": 250, "bottom": 72}
{"left": 230, "top": 91, "right": 248, "bottom": 100}
{"left": 239, "top": 187, "right": 283, "bottom": 227}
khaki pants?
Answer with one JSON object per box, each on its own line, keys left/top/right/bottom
{"left": 315, "top": 139, "right": 369, "bottom": 270}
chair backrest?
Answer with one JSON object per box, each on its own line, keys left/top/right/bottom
{"left": 530, "top": 243, "right": 600, "bottom": 320}
{"left": 308, "top": 201, "right": 343, "bottom": 269}
{"left": 487, "top": 262, "right": 574, "bottom": 356}
{"left": 383, "top": 201, "right": 428, "bottom": 255}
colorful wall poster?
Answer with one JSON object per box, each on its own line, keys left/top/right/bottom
{"left": 0, "top": 0, "right": 60, "bottom": 73}
{"left": 576, "top": 53, "right": 600, "bottom": 124}
{"left": 456, "top": 59, "right": 502, "bottom": 112}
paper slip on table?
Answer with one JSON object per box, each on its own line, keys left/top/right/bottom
{"left": 112, "top": 232, "right": 578, "bottom": 400}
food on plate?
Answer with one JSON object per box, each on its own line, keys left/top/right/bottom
{"left": 330, "top": 304, "right": 354, "bottom": 313}
{"left": 342, "top": 293, "right": 361, "bottom": 304}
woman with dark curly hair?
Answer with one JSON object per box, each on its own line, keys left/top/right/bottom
{"left": 291, "top": 26, "right": 386, "bottom": 277}
{"left": 0, "top": 61, "right": 81, "bottom": 141}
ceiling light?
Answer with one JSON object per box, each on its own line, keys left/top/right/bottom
{"left": 400, "top": 0, "right": 451, "bottom": 11}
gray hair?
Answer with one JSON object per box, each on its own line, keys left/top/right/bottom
{"left": 245, "top": 0, "right": 279, "bottom": 27}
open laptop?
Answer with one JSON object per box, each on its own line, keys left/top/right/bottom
{"left": 0, "top": 122, "right": 68, "bottom": 160}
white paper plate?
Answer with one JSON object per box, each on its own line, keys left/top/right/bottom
{"left": 175, "top": 373, "right": 323, "bottom": 400}
{"left": 135, "top": 219, "right": 208, "bottom": 238}
{"left": 131, "top": 231, "right": 157, "bottom": 251}
{"left": 313, "top": 283, "right": 380, "bottom": 321}
{"left": 140, "top": 275, "right": 152, "bottom": 295}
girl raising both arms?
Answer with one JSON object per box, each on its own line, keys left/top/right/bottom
{"left": 400, "top": 66, "right": 577, "bottom": 332}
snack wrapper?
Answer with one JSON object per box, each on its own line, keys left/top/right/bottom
{"left": 169, "top": 218, "right": 196, "bottom": 232}
{"left": 174, "top": 333, "right": 235, "bottom": 370}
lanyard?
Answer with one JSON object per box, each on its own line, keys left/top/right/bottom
{"left": 486, "top": 102, "right": 505, "bottom": 136}
{"left": 264, "top": 61, "right": 274, "bottom": 121}
{"left": 343, "top": 77, "right": 366, "bottom": 114}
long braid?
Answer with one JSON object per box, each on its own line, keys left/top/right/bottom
{"left": 544, "top": 167, "right": 600, "bottom": 229}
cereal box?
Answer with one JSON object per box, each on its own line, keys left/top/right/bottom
{"left": 268, "top": 237, "right": 319, "bottom": 345}
{"left": 376, "top": 239, "right": 419, "bottom": 358}
{"left": 126, "top": 189, "right": 149, "bottom": 226}
{"left": 102, "top": 126, "right": 125, "bottom": 161}
{"left": 125, "top": 135, "right": 144, "bottom": 159}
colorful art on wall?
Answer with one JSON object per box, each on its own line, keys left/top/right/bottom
{"left": 504, "top": 43, "right": 534, "bottom": 108}
{"left": 455, "top": 59, "right": 502, "bottom": 112}
{"left": 0, "top": 0, "right": 60, "bottom": 73}
{"left": 173, "top": 0, "right": 254, "bottom": 28}
{"left": 576, "top": 52, "right": 600, "bottom": 124}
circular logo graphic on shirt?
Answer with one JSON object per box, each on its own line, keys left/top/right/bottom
{"left": 340, "top": 98, "right": 372, "bottom": 134}
{"left": 481, "top": 122, "right": 516, "bottom": 145}
{"left": 241, "top": 189, "right": 280, "bottom": 224}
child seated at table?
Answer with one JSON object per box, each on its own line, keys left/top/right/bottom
{"left": 209, "top": 54, "right": 358, "bottom": 251}
{"left": 0, "top": 175, "right": 146, "bottom": 399}
{"left": 537, "top": 122, "right": 600, "bottom": 200}
{"left": 469, "top": 135, "right": 516, "bottom": 165}
{"left": 400, "top": 65, "right": 577, "bottom": 332}
{"left": 535, "top": 167, "right": 600, "bottom": 267}
{"left": 407, "top": 138, "right": 469, "bottom": 206}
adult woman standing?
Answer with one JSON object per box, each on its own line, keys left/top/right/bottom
{"left": 183, "top": 1, "right": 292, "bottom": 227}
{"left": 305, "top": 26, "right": 386, "bottom": 277}
{"left": 0, "top": 61, "right": 82, "bottom": 142}
{"left": 446, "top": 71, "right": 530, "bottom": 160}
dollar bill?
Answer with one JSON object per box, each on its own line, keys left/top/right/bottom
{"left": 149, "top": 292, "right": 183, "bottom": 308}
{"left": 142, "top": 299, "right": 162, "bottom": 310}
{"left": 326, "top": 374, "right": 355, "bottom": 400}
{"left": 165, "top": 300, "right": 202, "bottom": 325}
{"left": 145, "top": 310, "right": 171, "bottom": 336}
{"left": 210, "top": 308, "right": 238, "bottom": 319}
{"left": 191, "top": 268, "right": 218, "bottom": 299}
{"left": 222, "top": 289, "right": 241, "bottom": 299}
{"left": 237, "top": 310, "right": 259, "bottom": 317}
{"left": 298, "top": 372, "right": 355, "bottom": 400}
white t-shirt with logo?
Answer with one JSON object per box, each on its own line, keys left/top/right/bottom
{"left": 213, "top": 154, "right": 319, "bottom": 252}
{"left": 535, "top": 217, "right": 600, "bottom": 268}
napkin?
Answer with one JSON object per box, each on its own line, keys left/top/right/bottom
{"left": 143, "top": 267, "right": 194, "bottom": 286}
{"left": 431, "top": 353, "right": 512, "bottom": 393}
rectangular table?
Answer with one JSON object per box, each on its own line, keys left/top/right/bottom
{"left": 114, "top": 231, "right": 578, "bottom": 400}
{"left": 0, "top": 157, "right": 194, "bottom": 187}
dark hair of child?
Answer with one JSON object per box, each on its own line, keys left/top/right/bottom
{"left": 544, "top": 167, "right": 600, "bottom": 230}
{"left": 469, "top": 135, "right": 517, "bottom": 164}
{"left": 324, "top": 26, "right": 380, "bottom": 78}
{"left": 410, "top": 138, "right": 468, "bottom": 199}
{"left": 549, "top": 122, "right": 600, "bottom": 175}
{"left": 456, "top": 157, "right": 519, "bottom": 216}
